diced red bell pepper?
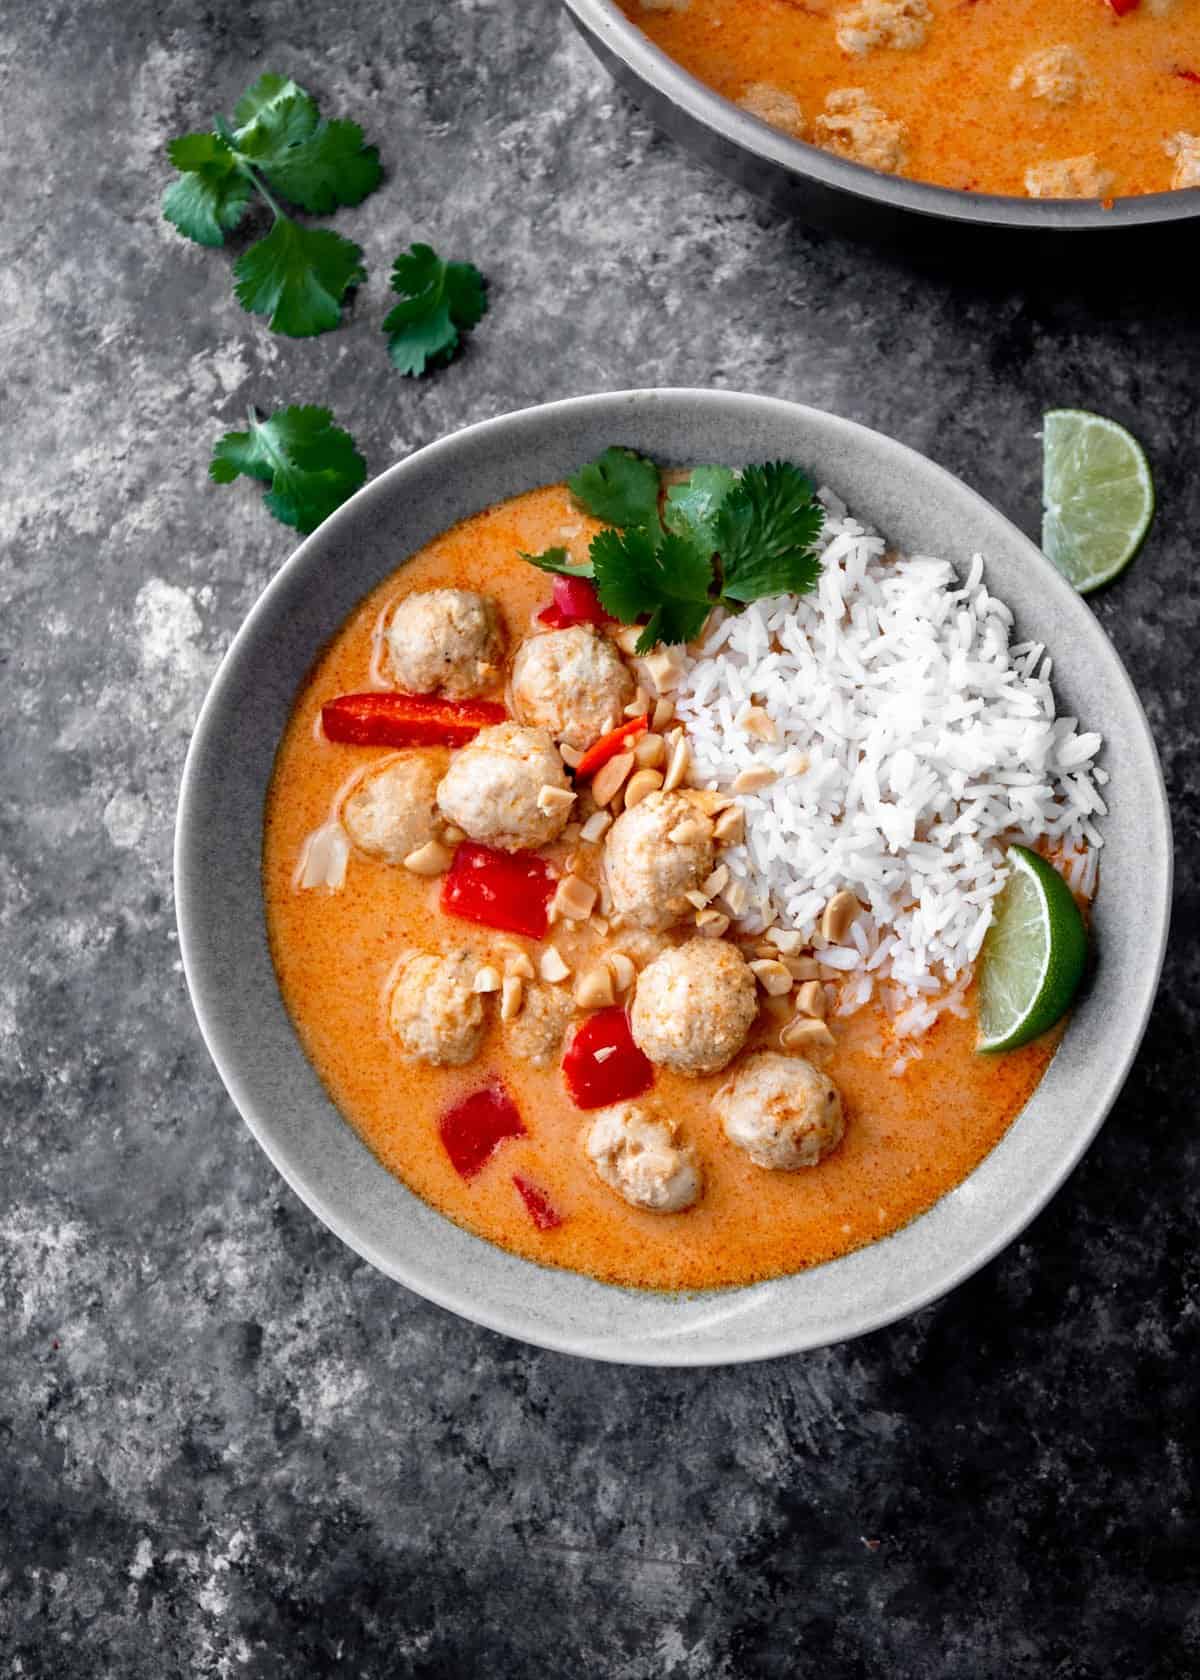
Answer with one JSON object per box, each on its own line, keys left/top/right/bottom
{"left": 1105, "top": 0, "right": 1138, "bottom": 13}
{"left": 1175, "top": 66, "right": 1200, "bottom": 84}
{"left": 562, "top": 1007, "right": 655, "bottom": 1110}
{"left": 322, "top": 691, "right": 507, "bottom": 749}
{"left": 439, "top": 1081, "right": 527, "bottom": 1179}
{"left": 537, "top": 574, "right": 613, "bottom": 630}
{"left": 512, "top": 1174, "right": 565, "bottom": 1231}
{"left": 574, "top": 713, "right": 651, "bottom": 780}
{"left": 441, "top": 842, "right": 557, "bottom": 939}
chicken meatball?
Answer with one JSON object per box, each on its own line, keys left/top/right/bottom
{"left": 738, "top": 83, "right": 806, "bottom": 138}
{"left": 584, "top": 1103, "right": 701, "bottom": 1213}
{"left": 1010, "top": 44, "right": 1086, "bottom": 107}
{"left": 716, "top": 1052, "right": 845, "bottom": 1170}
{"left": 604, "top": 791, "right": 715, "bottom": 932}
{"left": 386, "top": 589, "right": 504, "bottom": 698}
{"left": 631, "top": 938, "right": 757, "bottom": 1076}
{"left": 814, "top": 87, "right": 908, "bottom": 174}
{"left": 510, "top": 627, "right": 635, "bottom": 751}
{"left": 1166, "top": 132, "right": 1200, "bottom": 191}
{"left": 436, "top": 723, "right": 573, "bottom": 852}
{"left": 388, "top": 949, "right": 484, "bottom": 1066}
{"left": 1024, "top": 154, "right": 1114, "bottom": 200}
{"left": 507, "top": 983, "right": 572, "bottom": 1069}
{"left": 835, "top": 0, "right": 931, "bottom": 57}
{"left": 341, "top": 753, "right": 443, "bottom": 865}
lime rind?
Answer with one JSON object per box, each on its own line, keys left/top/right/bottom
{"left": 977, "top": 844, "right": 1088, "bottom": 1053}
{"left": 1041, "top": 408, "right": 1154, "bottom": 595}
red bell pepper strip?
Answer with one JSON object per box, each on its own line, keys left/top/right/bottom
{"left": 441, "top": 843, "right": 557, "bottom": 939}
{"left": 574, "top": 713, "right": 651, "bottom": 780}
{"left": 537, "top": 573, "right": 613, "bottom": 630}
{"left": 321, "top": 691, "right": 506, "bottom": 749}
{"left": 512, "top": 1174, "right": 565, "bottom": 1230}
{"left": 562, "top": 1007, "right": 655, "bottom": 1110}
{"left": 439, "top": 1081, "right": 527, "bottom": 1179}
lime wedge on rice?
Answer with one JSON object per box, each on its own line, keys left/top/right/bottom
{"left": 977, "top": 845, "right": 1088, "bottom": 1052}
{"left": 1042, "top": 409, "right": 1154, "bottom": 594}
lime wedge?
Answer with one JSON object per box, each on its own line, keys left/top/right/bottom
{"left": 977, "top": 845, "right": 1088, "bottom": 1053}
{"left": 1042, "top": 409, "right": 1154, "bottom": 594}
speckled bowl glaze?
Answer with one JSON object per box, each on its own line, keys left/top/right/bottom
{"left": 176, "top": 390, "right": 1171, "bottom": 1366}
{"left": 561, "top": 0, "right": 1200, "bottom": 236}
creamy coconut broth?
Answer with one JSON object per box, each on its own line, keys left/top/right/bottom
{"left": 618, "top": 0, "right": 1200, "bottom": 200}
{"left": 260, "top": 479, "right": 1100, "bottom": 1293}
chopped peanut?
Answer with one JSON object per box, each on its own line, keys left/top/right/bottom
{"left": 703, "top": 864, "right": 730, "bottom": 899}
{"left": 732, "top": 765, "right": 778, "bottom": 795}
{"left": 685, "top": 889, "right": 710, "bottom": 911}
{"left": 537, "top": 784, "right": 577, "bottom": 819}
{"left": 625, "top": 768, "right": 664, "bottom": 808}
{"left": 796, "top": 980, "right": 827, "bottom": 1018}
{"left": 634, "top": 732, "right": 667, "bottom": 770}
{"left": 559, "top": 742, "right": 584, "bottom": 770}
{"left": 500, "top": 974, "right": 525, "bottom": 1022}
{"left": 662, "top": 736, "right": 691, "bottom": 793}
{"left": 403, "top": 840, "right": 454, "bottom": 876}
{"left": 821, "top": 889, "right": 860, "bottom": 944}
{"left": 739, "top": 706, "right": 777, "bottom": 743}
{"left": 781, "top": 1017, "right": 835, "bottom": 1053}
{"left": 592, "top": 751, "right": 637, "bottom": 807}
{"left": 579, "top": 809, "right": 613, "bottom": 844}
{"left": 574, "top": 963, "right": 616, "bottom": 1010}
{"left": 750, "top": 959, "right": 794, "bottom": 996}
{"left": 540, "top": 946, "right": 571, "bottom": 984}
{"left": 695, "top": 908, "right": 731, "bottom": 938}
{"left": 713, "top": 804, "right": 746, "bottom": 845}
{"left": 608, "top": 952, "right": 637, "bottom": 993}
{"left": 555, "top": 874, "right": 598, "bottom": 921}
{"left": 613, "top": 625, "right": 643, "bottom": 656}
{"left": 624, "top": 685, "right": 651, "bottom": 718}
{"left": 783, "top": 954, "right": 821, "bottom": 981}
{"left": 473, "top": 965, "right": 502, "bottom": 994}
{"left": 651, "top": 698, "right": 675, "bottom": 731}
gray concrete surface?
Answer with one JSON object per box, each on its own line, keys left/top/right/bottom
{"left": 1, "top": 1, "right": 1197, "bottom": 1674}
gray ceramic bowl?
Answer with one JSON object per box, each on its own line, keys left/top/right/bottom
{"left": 176, "top": 389, "right": 1171, "bottom": 1365}
{"left": 562, "top": 0, "right": 1200, "bottom": 236}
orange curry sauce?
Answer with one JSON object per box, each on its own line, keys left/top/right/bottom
{"left": 617, "top": 0, "right": 1200, "bottom": 198}
{"left": 263, "top": 484, "right": 1056, "bottom": 1293}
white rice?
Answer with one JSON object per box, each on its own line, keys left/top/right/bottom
{"left": 674, "top": 488, "right": 1104, "bottom": 1055}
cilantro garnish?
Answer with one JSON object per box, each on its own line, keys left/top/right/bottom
{"left": 519, "top": 547, "right": 594, "bottom": 579}
{"left": 569, "top": 448, "right": 662, "bottom": 532}
{"left": 715, "top": 462, "right": 824, "bottom": 602}
{"left": 163, "top": 73, "right": 381, "bottom": 336}
{"left": 210, "top": 406, "right": 367, "bottom": 533}
{"left": 592, "top": 528, "right": 714, "bottom": 654}
{"left": 521, "top": 452, "right": 825, "bottom": 652}
{"left": 383, "top": 244, "right": 488, "bottom": 375}
{"left": 664, "top": 465, "right": 736, "bottom": 550}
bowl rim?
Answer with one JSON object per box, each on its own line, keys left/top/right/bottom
{"left": 561, "top": 0, "right": 1200, "bottom": 231}
{"left": 176, "top": 388, "right": 1172, "bottom": 1365}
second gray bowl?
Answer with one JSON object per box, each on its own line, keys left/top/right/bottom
{"left": 562, "top": 0, "right": 1200, "bottom": 237}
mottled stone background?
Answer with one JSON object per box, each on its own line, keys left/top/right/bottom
{"left": 2, "top": 0, "right": 1198, "bottom": 1674}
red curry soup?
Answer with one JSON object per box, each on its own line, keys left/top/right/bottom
{"left": 263, "top": 453, "right": 1102, "bottom": 1293}
{"left": 616, "top": 0, "right": 1200, "bottom": 199}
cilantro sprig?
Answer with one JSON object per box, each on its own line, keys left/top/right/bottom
{"left": 210, "top": 406, "right": 367, "bottom": 533}
{"left": 522, "top": 450, "right": 825, "bottom": 653}
{"left": 383, "top": 244, "right": 488, "bottom": 375}
{"left": 164, "top": 74, "right": 381, "bottom": 336}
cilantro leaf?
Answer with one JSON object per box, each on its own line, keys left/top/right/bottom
{"left": 163, "top": 73, "right": 381, "bottom": 331}
{"left": 519, "top": 547, "right": 595, "bottom": 579}
{"left": 233, "top": 218, "right": 365, "bottom": 336}
{"left": 715, "top": 461, "right": 824, "bottom": 604}
{"left": 210, "top": 406, "right": 367, "bottom": 534}
{"left": 382, "top": 243, "right": 487, "bottom": 374}
{"left": 664, "top": 465, "right": 737, "bottom": 551}
{"left": 568, "top": 448, "right": 662, "bottom": 532}
{"left": 162, "top": 134, "right": 253, "bottom": 246}
{"left": 260, "top": 118, "right": 383, "bottom": 214}
{"left": 591, "top": 527, "right": 713, "bottom": 652}
{"left": 229, "top": 77, "right": 382, "bottom": 214}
